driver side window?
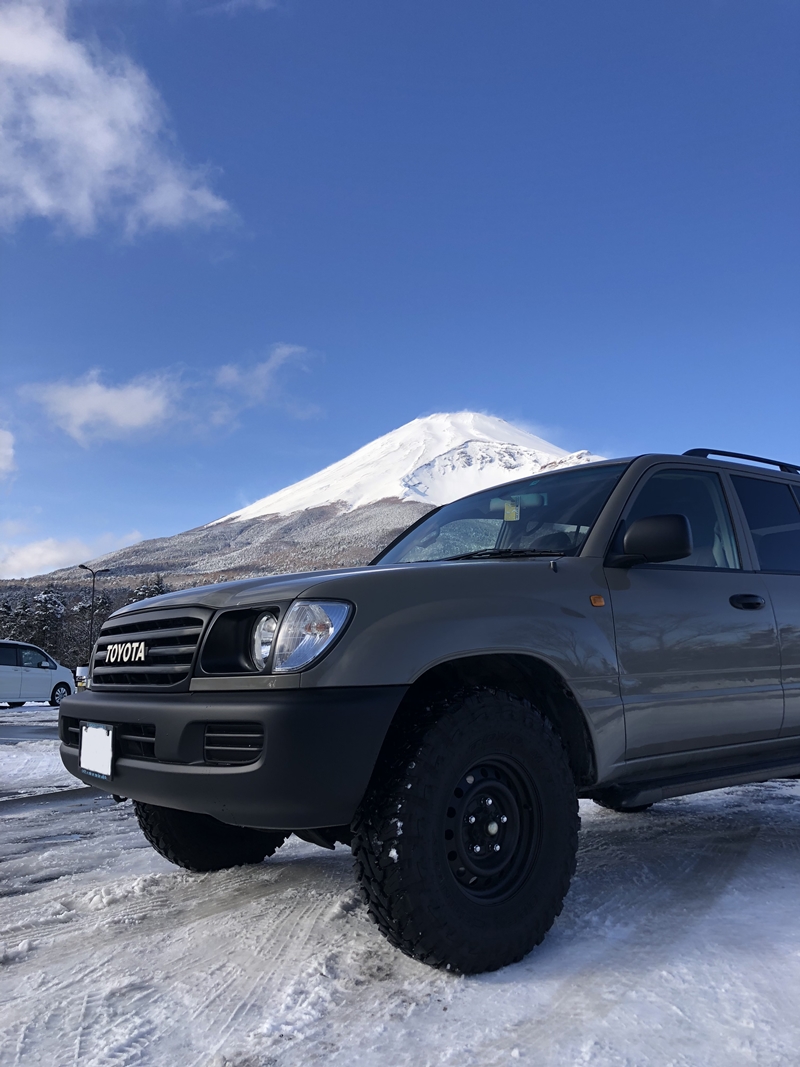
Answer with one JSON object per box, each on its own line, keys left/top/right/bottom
{"left": 625, "top": 469, "right": 740, "bottom": 569}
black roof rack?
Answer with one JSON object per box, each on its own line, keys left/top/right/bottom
{"left": 683, "top": 449, "right": 800, "bottom": 475}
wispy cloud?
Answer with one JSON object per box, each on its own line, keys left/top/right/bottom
{"left": 0, "top": 529, "right": 142, "bottom": 579}
{"left": 0, "top": 428, "right": 15, "bottom": 478}
{"left": 216, "top": 343, "right": 306, "bottom": 394}
{"left": 0, "top": 0, "right": 232, "bottom": 236}
{"left": 22, "top": 370, "right": 179, "bottom": 444}
{"left": 210, "top": 343, "right": 319, "bottom": 424}
{"left": 19, "top": 344, "right": 317, "bottom": 444}
{"left": 202, "top": 0, "right": 279, "bottom": 13}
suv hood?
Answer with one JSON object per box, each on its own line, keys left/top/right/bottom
{"left": 109, "top": 567, "right": 373, "bottom": 616}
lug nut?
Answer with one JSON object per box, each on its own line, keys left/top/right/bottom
{"left": 493, "top": 844, "right": 501, "bottom": 852}
{"left": 473, "top": 845, "right": 481, "bottom": 853}
{"left": 484, "top": 797, "right": 493, "bottom": 806}
{"left": 500, "top": 815, "right": 508, "bottom": 824}
{"left": 468, "top": 815, "right": 476, "bottom": 824}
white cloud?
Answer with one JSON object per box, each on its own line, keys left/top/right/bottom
{"left": 0, "top": 428, "right": 15, "bottom": 477}
{"left": 211, "top": 343, "right": 316, "bottom": 423}
{"left": 0, "top": 519, "right": 30, "bottom": 538}
{"left": 20, "top": 345, "right": 314, "bottom": 443}
{"left": 215, "top": 343, "right": 307, "bottom": 397}
{"left": 0, "top": 0, "right": 232, "bottom": 236}
{"left": 22, "top": 370, "right": 178, "bottom": 443}
{"left": 203, "top": 0, "right": 278, "bottom": 12}
{"left": 0, "top": 529, "right": 142, "bottom": 578}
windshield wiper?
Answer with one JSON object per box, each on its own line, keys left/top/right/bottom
{"left": 440, "top": 548, "right": 570, "bottom": 561}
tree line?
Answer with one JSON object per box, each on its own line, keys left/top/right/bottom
{"left": 0, "top": 576, "right": 170, "bottom": 670}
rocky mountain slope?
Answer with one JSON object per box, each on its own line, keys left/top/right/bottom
{"left": 18, "top": 412, "right": 600, "bottom": 588}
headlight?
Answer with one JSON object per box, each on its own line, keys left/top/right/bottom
{"left": 273, "top": 601, "right": 352, "bottom": 673}
{"left": 251, "top": 612, "right": 278, "bottom": 670}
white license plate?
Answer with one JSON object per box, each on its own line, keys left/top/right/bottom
{"left": 80, "top": 722, "right": 114, "bottom": 780}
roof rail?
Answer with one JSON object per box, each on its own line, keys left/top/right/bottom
{"left": 683, "top": 449, "right": 800, "bottom": 475}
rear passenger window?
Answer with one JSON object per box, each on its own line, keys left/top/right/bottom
{"left": 0, "top": 646, "right": 16, "bottom": 667}
{"left": 731, "top": 476, "right": 800, "bottom": 573}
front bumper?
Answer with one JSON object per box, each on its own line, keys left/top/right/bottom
{"left": 59, "top": 686, "right": 405, "bottom": 829}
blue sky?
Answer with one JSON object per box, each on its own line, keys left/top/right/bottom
{"left": 1, "top": 0, "right": 798, "bottom": 577}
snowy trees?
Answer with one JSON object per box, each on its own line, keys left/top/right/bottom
{"left": 1, "top": 588, "right": 69, "bottom": 662}
{"left": 0, "top": 574, "right": 173, "bottom": 668}
{"left": 31, "top": 590, "right": 66, "bottom": 653}
{"left": 127, "top": 575, "right": 170, "bottom": 604}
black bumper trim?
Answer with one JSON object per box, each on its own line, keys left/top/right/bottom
{"left": 59, "top": 686, "right": 407, "bottom": 829}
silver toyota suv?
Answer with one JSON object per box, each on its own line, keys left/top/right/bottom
{"left": 60, "top": 448, "right": 800, "bottom": 973}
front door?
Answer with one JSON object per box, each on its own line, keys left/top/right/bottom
{"left": 0, "top": 645, "right": 21, "bottom": 702}
{"left": 605, "top": 467, "right": 783, "bottom": 759}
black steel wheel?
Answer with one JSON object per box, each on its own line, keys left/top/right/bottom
{"left": 352, "top": 689, "right": 579, "bottom": 974}
{"left": 444, "top": 757, "right": 541, "bottom": 903}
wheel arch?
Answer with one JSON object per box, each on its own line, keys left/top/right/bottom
{"left": 378, "top": 652, "right": 597, "bottom": 788}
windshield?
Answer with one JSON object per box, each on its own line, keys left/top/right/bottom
{"left": 375, "top": 462, "right": 629, "bottom": 565}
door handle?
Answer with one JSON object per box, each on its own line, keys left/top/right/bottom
{"left": 729, "top": 594, "right": 766, "bottom": 610}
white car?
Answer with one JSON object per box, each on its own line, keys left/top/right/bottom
{"left": 0, "top": 641, "right": 75, "bottom": 707}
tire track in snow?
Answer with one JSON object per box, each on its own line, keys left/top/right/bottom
{"left": 467, "top": 825, "right": 764, "bottom": 1066}
{"left": 3, "top": 784, "right": 800, "bottom": 1066}
{"left": 0, "top": 829, "right": 367, "bottom": 1066}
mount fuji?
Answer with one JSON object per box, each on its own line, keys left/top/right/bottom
{"left": 47, "top": 413, "right": 601, "bottom": 585}
{"left": 212, "top": 412, "right": 599, "bottom": 523}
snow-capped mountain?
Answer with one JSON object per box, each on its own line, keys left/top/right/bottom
{"left": 211, "top": 412, "right": 600, "bottom": 524}
{"left": 31, "top": 412, "right": 599, "bottom": 585}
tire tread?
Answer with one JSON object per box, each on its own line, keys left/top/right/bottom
{"left": 351, "top": 688, "right": 579, "bottom": 973}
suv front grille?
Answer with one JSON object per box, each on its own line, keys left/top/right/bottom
{"left": 91, "top": 611, "right": 208, "bottom": 689}
{"left": 204, "top": 723, "right": 264, "bottom": 766}
{"left": 61, "top": 717, "right": 156, "bottom": 759}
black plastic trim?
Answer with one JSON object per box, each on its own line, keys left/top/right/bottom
{"left": 59, "top": 686, "right": 406, "bottom": 829}
{"left": 684, "top": 448, "right": 800, "bottom": 475}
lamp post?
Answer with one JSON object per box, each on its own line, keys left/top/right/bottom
{"left": 79, "top": 564, "right": 109, "bottom": 665}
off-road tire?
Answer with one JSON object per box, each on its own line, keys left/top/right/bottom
{"left": 592, "top": 797, "right": 654, "bottom": 814}
{"left": 352, "top": 689, "right": 579, "bottom": 974}
{"left": 50, "top": 683, "right": 70, "bottom": 707}
{"left": 133, "top": 802, "right": 288, "bottom": 872}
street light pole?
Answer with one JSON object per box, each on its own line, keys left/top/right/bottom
{"left": 79, "top": 564, "right": 110, "bottom": 665}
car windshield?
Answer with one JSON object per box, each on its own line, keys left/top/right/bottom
{"left": 375, "top": 462, "right": 629, "bottom": 565}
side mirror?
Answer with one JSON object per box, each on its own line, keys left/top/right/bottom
{"left": 40, "top": 661, "right": 52, "bottom": 669}
{"left": 607, "top": 514, "right": 693, "bottom": 568}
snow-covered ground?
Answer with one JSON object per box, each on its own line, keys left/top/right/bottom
{"left": 2, "top": 733, "right": 799, "bottom": 1067}
{"left": 0, "top": 705, "right": 80, "bottom": 799}
{"left": 0, "top": 702, "right": 63, "bottom": 726}
{"left": 0, "top": 738, "right": 78, "bottom": 797}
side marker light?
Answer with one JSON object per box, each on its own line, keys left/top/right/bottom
{"left": 590, "top": 595, "right": 606, "bottom": 608}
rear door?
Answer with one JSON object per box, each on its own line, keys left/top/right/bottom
{"left": 0, "top": 645, "right": 21, "bottom": 702}
{"left": 605, "top": 466, "right": 783, "bottom": 759}
{"left": 728, "top": 474, "right": 800, "bottom": 740}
